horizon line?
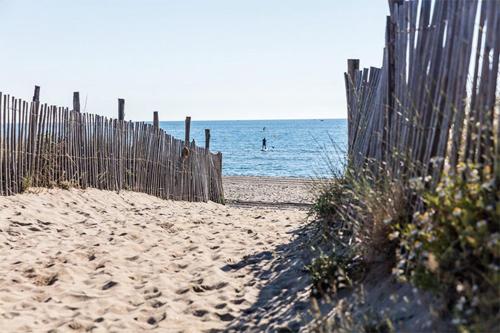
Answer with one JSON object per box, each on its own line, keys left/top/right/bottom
{"left": 145, "top": 117, "right": 348, "bottom": 122}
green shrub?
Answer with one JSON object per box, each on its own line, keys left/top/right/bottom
{"left": 21, "top": 176, "right": 33, "bottom": 192}
{"left": 306, "top": 250, "right": 364, "bottom": 298}
{"left": 308, "top": 167, "right": 407, "bottom": 305}
{"left": 395, "top": 164, "right": 499, "bottom": 331}
{"left": 311, "top": 167, "right": 409, "bottom": 266}
{"left": 311, "top": 179, "right": 348, "bottom": 219}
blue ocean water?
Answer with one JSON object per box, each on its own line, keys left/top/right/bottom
{"left": 159, "top": 119, "right": 347, "bottom": 178}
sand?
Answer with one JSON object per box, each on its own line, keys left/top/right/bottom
{"left": 0, "top": 177, "right": 315, "bottom": 332}
{"left": 223, "top": 176, "right": 316, "bottom": 206}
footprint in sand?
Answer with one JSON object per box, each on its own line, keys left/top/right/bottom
{"left": 102, "top": 281, "right": 118, "bottom": 290}
{"left": 192, "top": 309, "right": 209, "bottom": 317}
{"left": 231, "top": 298, "right": 246, "bottom": 305}
{"left": 32, "top": 273, "right": 59, "bottom": 287}
{"left": 143, "top": 286, "right": 161, "bottom": 300}
{"left": 244, "top": 280, "right": 257, "bottom": 287}
{"left": 192, "top": 285, "right": 205, "bottom": 293}
{"left": 146, "top": 312, "right": 167, "bottom": 325}
{"left": 212, "top": 282, "right": 229, "bottom": 290}
{"left": 186, "top": 245, "right": 198, "bottom": 252}
{"left": 216, "top": 312, "right": 235, "bottom": 321}
{"left": 150, "top": 300, "right": 166, "bottom": 308}
{"left": 175, "top": 287, "right": 190, "bottom": 295}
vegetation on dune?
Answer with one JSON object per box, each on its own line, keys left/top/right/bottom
{"left": 307, "top": 163, "right": 499, "bottom": 332}
{"left": 396, "top": 164, "right": 499, "bottom": 332}
{"left": 306, "top": 0, "right": 499, "bottom": 330}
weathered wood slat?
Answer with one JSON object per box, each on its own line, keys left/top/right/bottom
{"left": 0, "top": 91, "right": 224, "bottom": 203}
{"left": 345, "top": 0, "right": 499, "bottom": 188}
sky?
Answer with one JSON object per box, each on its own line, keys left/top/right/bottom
{"left": 0, "top": 0, "right": 387, "bottom": 121}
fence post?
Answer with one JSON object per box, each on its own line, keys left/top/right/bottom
{"left": 73, "top": 92, "right": 80, "bottom": 112}
{"left": 72, "top": 91, "right": 84, "bottom": 187}
{"left": 153, "top": 111, "right": 159, "bottom": 128}
{"left": 29, "top": 85, "right": 40, "bottom": 180}
{"left": 347, "top": 59, "right": 359, "bottom": 84}
{"left": 346, "top": 59, "right": 359, "bottom": 157}
{"left": 118, "top": 98, "right": 125, "bottom": 121}
{"left": 218, "top": 152, "right": 222, "bottom": 172}
{"left": 385, "top": 15, "right": 395, "bottom": 166}
{"left": 217, "top": 152, "right": 223, "bottom": 202}
{"left": 185, "top": 116, "right": 191, "bottom": 146}
{"left": 116, "top": 98, "right": 125, "bottom": 193}
{"left": 32, "top": 85, "right": 40, "bottom": 102}
{"left": 205, "top": 129, "right": 210, "bottom": 150}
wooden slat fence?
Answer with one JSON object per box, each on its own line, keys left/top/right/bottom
{"left": 0, "top": 91, "right": 224, "bottom": 203}
{"left": 345, "top": 0, "right": 499, "bottom": 185}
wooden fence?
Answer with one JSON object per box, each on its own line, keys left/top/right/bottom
{"left": 345, "top": 0, "right": 499, "bottom": 183}
{"left": 0, "top": 89, "right": 224, "bottom": 203}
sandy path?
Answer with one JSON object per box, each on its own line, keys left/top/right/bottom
{"left": 223, "top": 176, "right": 316, "bottom": 205}
{"left": 0, "top": 182, "right": 313, "bottom": 332}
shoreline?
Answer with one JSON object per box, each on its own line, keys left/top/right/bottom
{"left": 224, "top": 175, "right": 318, "bottom": 185}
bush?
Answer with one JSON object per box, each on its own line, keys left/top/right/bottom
{"left": 308, "top": 167, "right": 408, "bottom": 305}
{"left": 309, "top": 161, "right": 499, "bottom": 331}
{"left": 311, "top": 167, "right": 409, "bottom": 267}
{"left": 21, "top": 176, "right": 33, "bottom": 192}
{"left": 311, "top": 178, "right": 348, "bottom": 219}
{"left": 395, "top": 164, "right": 499, "bottom": 331}
{"left": 306, "top": 250, "right": 364, "bottom": 298}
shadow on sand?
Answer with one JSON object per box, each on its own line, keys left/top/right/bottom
{"left": 218, "top": 222, "right": 319, "bottom": 333}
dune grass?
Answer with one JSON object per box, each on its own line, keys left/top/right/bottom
{"left": 307, "top": 161, "right": 499, "bottom": 332}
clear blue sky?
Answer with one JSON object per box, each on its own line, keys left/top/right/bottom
{"left": 0, "top": 0, "right": 387, "bottom": 121}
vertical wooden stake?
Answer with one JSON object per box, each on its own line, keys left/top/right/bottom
{"left": 385, "top": 15, "right": 396, "bottom": 165}
{"left": 118, "top": 98, "right": 125, "bottom": 121}
{"left": 185, "top": 116, "right": 191, "bottom": 146}
{"left": 33, "top": 85, "right": 40, "bottom": 102}
{"left": 205, "top": 129, "right": 210, "bottom": 150}
{"left": 347, "top": 59, "right": 359, "bottom": 84}
{"left": 73, "top": 92, "right": 80, "bottom": 112}
{"left": 153, "top": 111, "right": 159, "bottom": 128}
{"left": 217, "top": 152, "right": 223, "bottom": 179}
{"left": 29, "top": 85, "right": 41, "bottom": 176}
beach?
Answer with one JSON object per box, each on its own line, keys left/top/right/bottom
{"left": 224, "top": 176, "right": 316, "bottom": 206}
{"left": 0, "top": 177, "right": 316, "bottom": 332}
{"left": 1, "top": 0, "right": 497, "bottom": 331}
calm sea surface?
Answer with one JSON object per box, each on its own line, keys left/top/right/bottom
{"left": 159, "top": 119, "right": 347, "bottom": 178}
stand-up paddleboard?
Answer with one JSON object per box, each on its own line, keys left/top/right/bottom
{"left": 261, "top": 126, "right": 268, "bottom": 151}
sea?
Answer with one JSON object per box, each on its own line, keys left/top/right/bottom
{"left": 159, "top": 119, "right": 347, "bottom": 178}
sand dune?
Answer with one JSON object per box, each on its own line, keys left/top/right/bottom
{"left": 0, "top": 185, "right": 311, "bottom": 332}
